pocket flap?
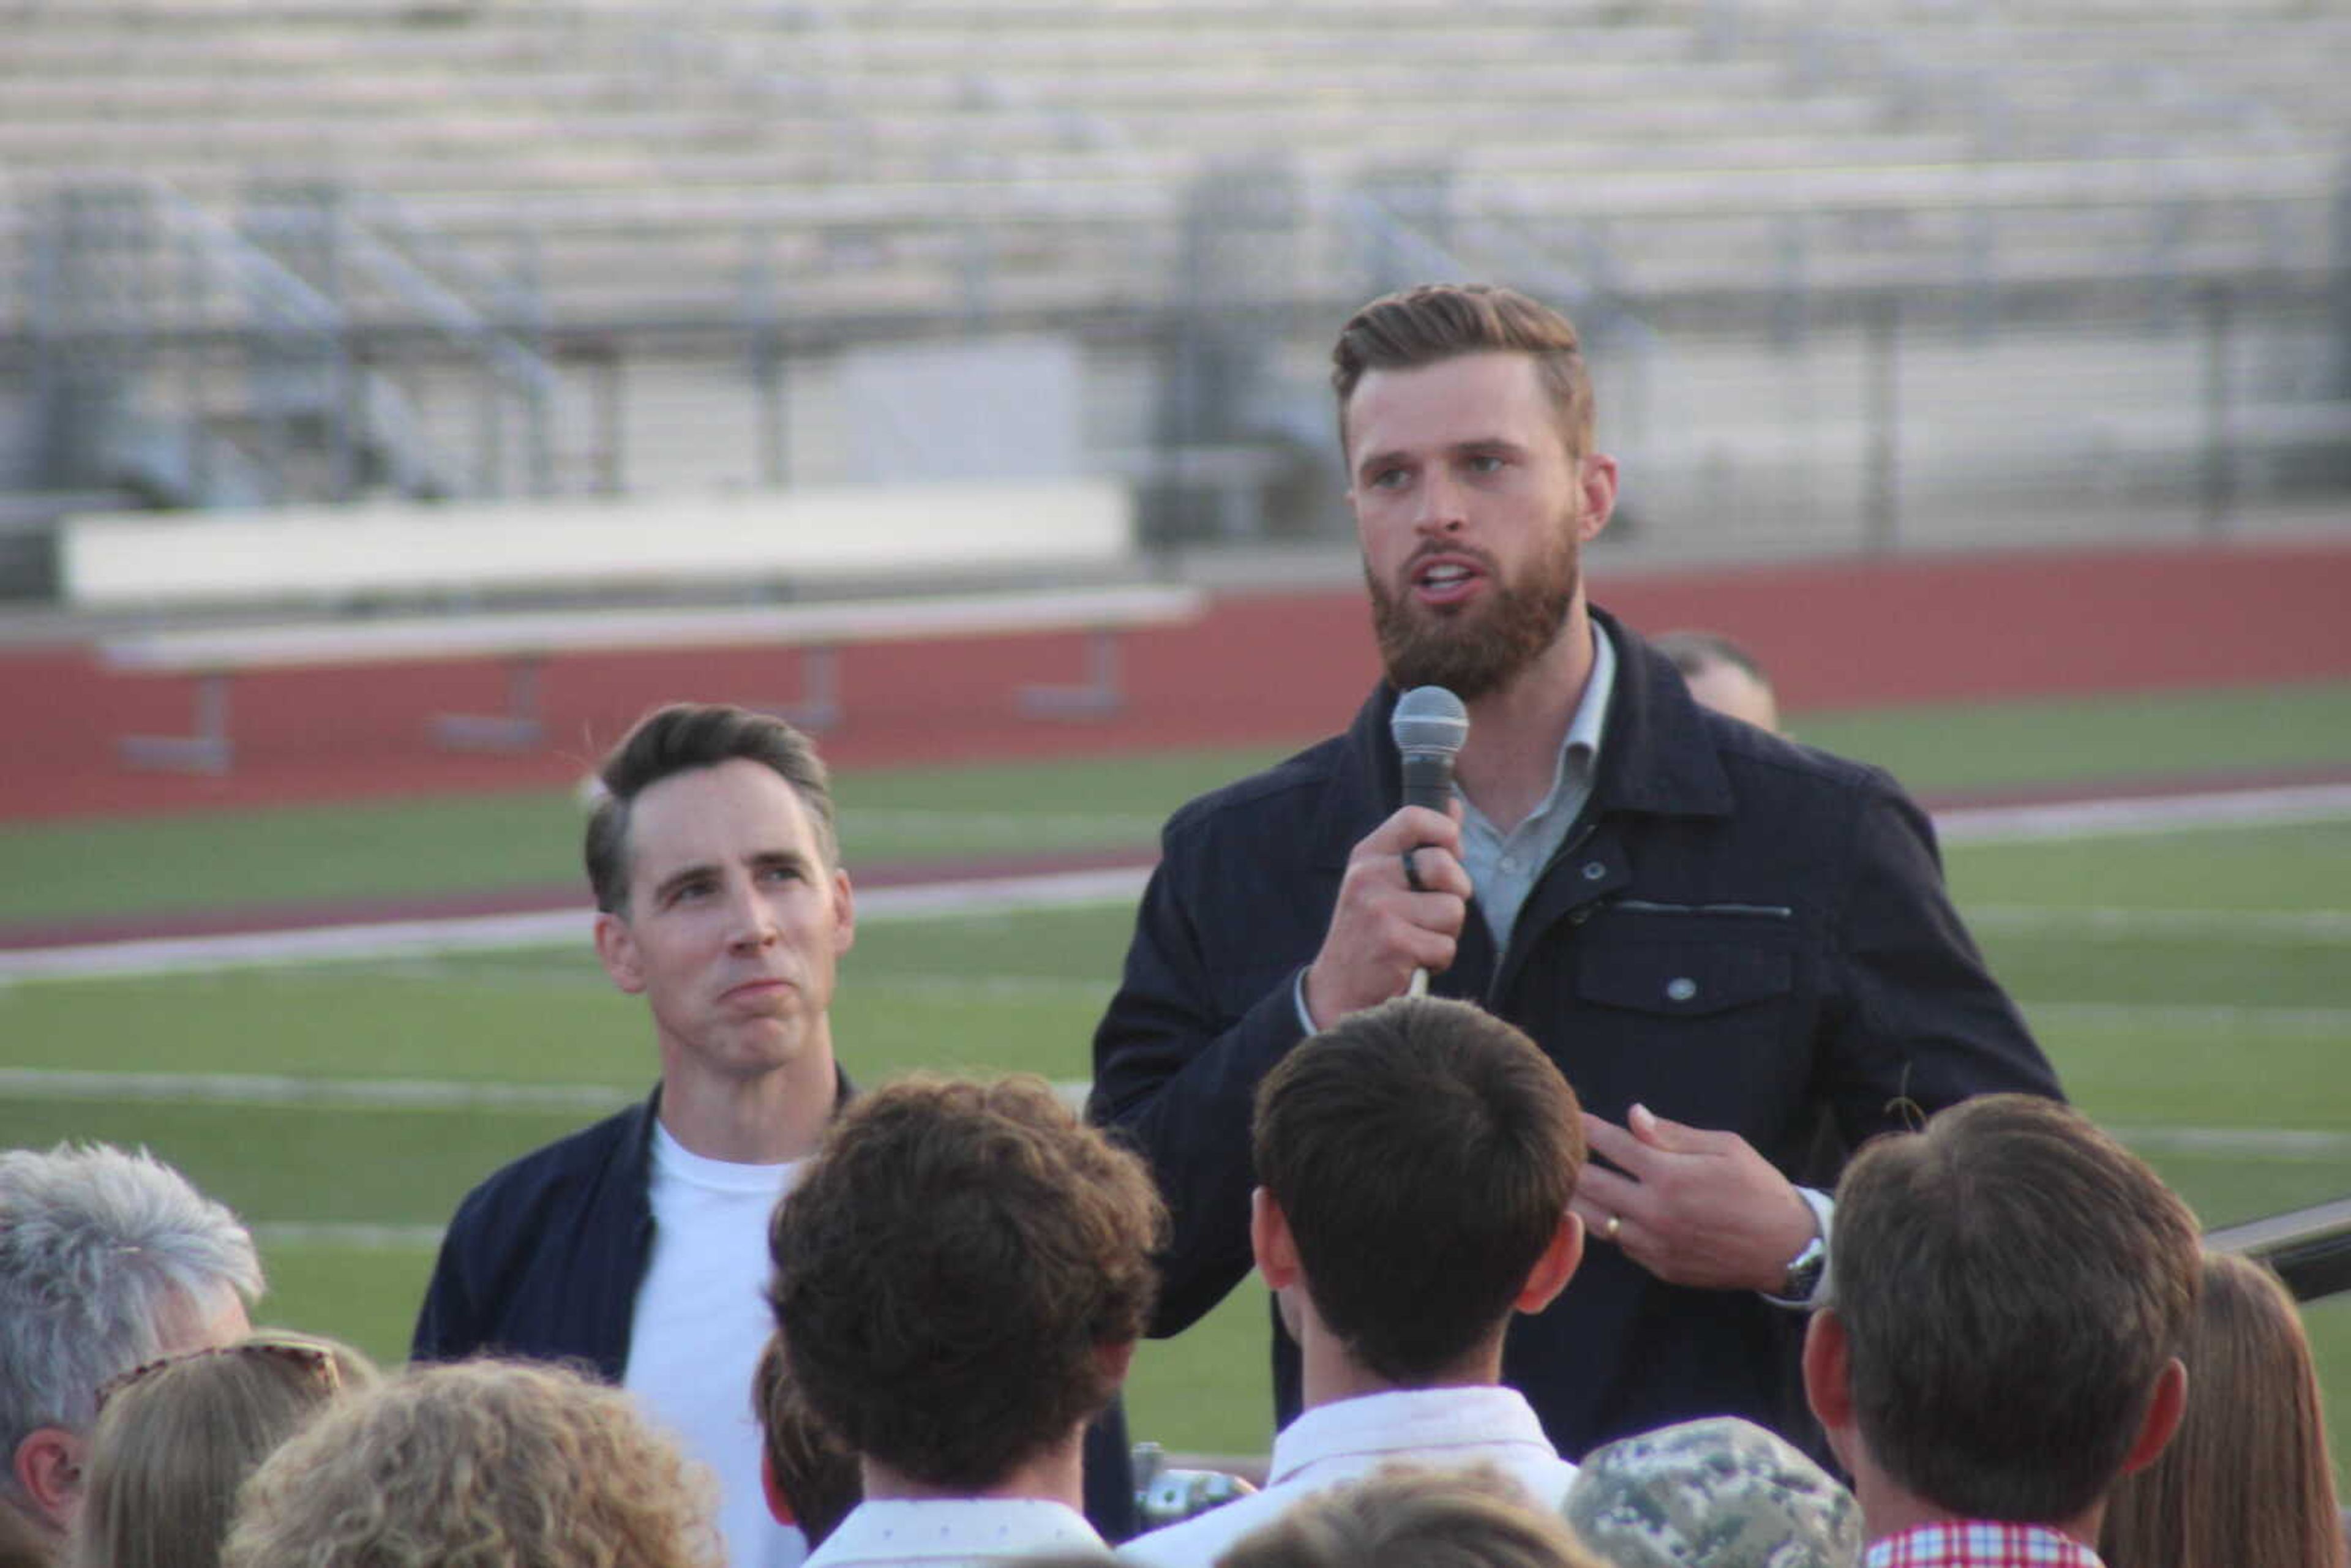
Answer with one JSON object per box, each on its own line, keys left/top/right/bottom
{"left": 1576, "top": 942, "right": 1792, "bottom": 1018}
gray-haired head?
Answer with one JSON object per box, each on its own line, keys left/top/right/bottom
{"left": 1562, "top": 1417, "right": 1860, "bottom": 1568}
{"left": 0, "top": 1146, "right": 263, "bottom": 1510}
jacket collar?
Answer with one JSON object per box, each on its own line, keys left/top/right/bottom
{"left": 1311, "top": 604, "right": 1733, "bottom": 868}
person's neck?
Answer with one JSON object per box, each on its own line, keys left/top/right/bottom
{"left": 656, "top": 1044, "right": 838, "bottom": 1165}
{"left": 1452, "top": 599, "right": 1594, "bottom": 835}
{"left": 1298, "top": 1322, "right": 1504, "bottom": 1412}
{"left": 860, "top": 1431, "right": 1087, "bottom": 1511}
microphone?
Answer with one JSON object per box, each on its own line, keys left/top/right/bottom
{"left": 1390, "top": 686, "right": 1468, "bottom": 998}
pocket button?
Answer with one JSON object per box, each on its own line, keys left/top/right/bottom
{"left": 1665, "top": 977, "right": 1699, "bottom": 1003}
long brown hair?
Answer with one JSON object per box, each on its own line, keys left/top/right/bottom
{"left": 2099, "top": 1251, "right": 2346, "bottom": 1568}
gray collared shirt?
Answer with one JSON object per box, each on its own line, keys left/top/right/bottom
{"left": 1455, "top": 620, "right": 1616, "bottom": 952}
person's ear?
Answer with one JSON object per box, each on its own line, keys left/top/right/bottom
{"left": 1802, "top": 1310, "right": 1854, "bottom": 1434}
{"left": 828, "top": 869, "right": 855, "bottom": 958}
{"left": 1515, "top": 1214, "right": 1584, "bottom": 1315}
{"left": 1574, "top": 454, "right": 1619, "bottom": 543}
{"left": 593, "top": 911, "right": 645, "bottom": 994}
{"left": 760, "top": 1450, "right": 795, "bottom": 1527}
{"left": 1250, "top": 1188, "right": 1301, "bottom": 1291}
{"left": 1094, "top": 1338, "right": 1136, "bottom": 1391}
{"left": 12, "top": 1427, "right": 84, "bottom": 1532}
{"left": 2118, "top": 1358, "right": 2188, "bottom": 1476}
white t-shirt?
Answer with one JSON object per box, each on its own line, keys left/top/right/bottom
{"left": 624, "top": 1122, "right": 806, "bottom": 1568}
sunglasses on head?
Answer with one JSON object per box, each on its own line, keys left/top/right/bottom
{"left": 95, "top": 1340, "right": 341, "bottom": 1416}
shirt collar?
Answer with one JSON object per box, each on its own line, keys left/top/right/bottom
{"left": 1268, "top": 1387, "right": 1559, "bottom": 1487}
{"left": 1458, "top": 615, "right": 1616, "bottom": 841}
{"left": 809, "top": 1498, "right": 1104, "bottom": 1566}
{"left": 1863, "top": 1520, "right": 2105, "bottom": 1568}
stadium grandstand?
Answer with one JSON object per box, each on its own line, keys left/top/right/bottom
{"left": 2, "top": 0, "right": 2348, "bottom": 592}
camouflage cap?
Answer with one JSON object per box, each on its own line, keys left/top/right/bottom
{"left": 1561, "top": 1417, "right": 1861, "bottom": 1568}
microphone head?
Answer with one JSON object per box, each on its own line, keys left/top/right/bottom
{"left": 1391, "top": 686, "right": 1469, "bottom": 760}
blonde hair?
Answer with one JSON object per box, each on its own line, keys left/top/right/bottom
{"left": 2098, "top": 1251, "right": 2346, "bottom": 1568}
{"left": 1216, "top": 1466, "right": 1605, "bottom": 1568}
{"left": 74, "top": 1334, "right": 374, "bottom": 1568}
{"left": 223, "top": 1359, "right": 719, "bottom": 1568}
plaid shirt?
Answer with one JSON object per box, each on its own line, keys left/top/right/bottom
{"left": 1866, "top": 1523, "right": 2104, "bottom": 1568}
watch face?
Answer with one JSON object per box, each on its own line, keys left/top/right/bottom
{"left": 1782, "top": 1240, "right": 1828, "bottom": 1303}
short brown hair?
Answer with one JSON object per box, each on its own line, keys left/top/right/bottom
{"left": 1218, "top": 1465, "right": 1604, "bottom": 1568}
{"left": 1831, "top": 1094, "right": 2200, "bottom": 1524}
{"left": 1330, "top": 283, "right": 1595, "bottom": 460}
{"left": 2099, "top": 1250, "right": 2347, "bottom": 1568}
{"left": 585, "top": 703, "right": 836, "bottom": 913}
{"left": 767, "top": 1075, "right": 1165, "bottom": 1490}
{"left": 750, "top": 1335, "right": 860, "bottom": 1549}
{"left": 1252, "top": 999, "right": 1584, "bottom": 1385}
{"left": 223, "top": 1359, "right": 719, "bottom": 1568}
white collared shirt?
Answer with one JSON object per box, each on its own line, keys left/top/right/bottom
{"left": 1120, "top": 1387, "right": 1576, "bottom": 1568}
{"left": 808, "top": 1499, "right": 1106, "bottom": 1568}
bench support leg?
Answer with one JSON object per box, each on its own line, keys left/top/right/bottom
{"left": 772, "top": 645, "right": 842, "bottom": 733}
{"left": 1019, "top": 629, "right": 1127, "bottom": 720}
{"left": 121, "top": 672, "right": 235, "bottom": 774}
{"left": 434, "top": 657, "right": 547, "bottom": 752}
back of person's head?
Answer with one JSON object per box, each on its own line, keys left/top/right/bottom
{"left": 1217, "top": 1465, "right": 1605, "bottom": 1568}
{"left": 767, "top": 1074, "right": 1165, "bottom": 1491}
{"left": 1650, "top": 631, "right": 1780, "bottom": 733}
{"left": 73, "top": 1335, "right": 374, "bottom": 1568}
{"left": 1563, "top": 1416, "right": 1860, "bottom": 1568}
{"left": 2099, "top": 1250, "right": 2347, "bottom": 1568}
{"left": 0, "top": 1146, "right": 262, "bottom": 1527}
{"left": 1251, "top": 998, "right": 1584, "bottom": 1385}
{"left": 222, "top": 1358, "right": 719, "bottom": 1568}
{"left": 1824, "top": 1094, "right": 2200, "bottom": 1525}
{"left": 749, "top": 1335, "right": 858, "bottom": 1548}
{"left": 585, "top": 702, "right": 838, "bottom": 911}
{"left": 1329, "top": 283, "right": 1596, "bottom": 460}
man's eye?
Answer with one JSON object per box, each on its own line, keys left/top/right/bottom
{"left": 669, "top": 881, "right": 713, "bottom": 906}
{"left": 1468, "top": 454, "right": 1505, "bottom": 474}
{"left": 1368, "top": 467, "right": 1409, "bottom": 490}
{"left": 760, "top": 865, "right": 803, "bottom": 885}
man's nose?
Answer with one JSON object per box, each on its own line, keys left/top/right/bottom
{"left": 724, "top": 879, "right": 780, "bottom": 948}
{"left": 1413, "top": 468, "right": 1466, "bottom": 535}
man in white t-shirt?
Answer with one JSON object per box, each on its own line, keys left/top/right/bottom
{"left": 413, "top": 703, "right": 1135, "bottom": 1568}
{"left": 1123, "top": 997, "right": 1589, "bottom": 1568}
{"left": 768, "top": 1075, "right": 1165, "bottom": 1568}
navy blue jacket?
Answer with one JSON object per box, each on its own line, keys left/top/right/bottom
{"left": 412, "top": 1084, "right": 1140, "bottom": 1540}
{"left": 1090, "top": 607, "right": 2061, "bottom": 1458}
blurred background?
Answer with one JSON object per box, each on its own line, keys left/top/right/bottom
{"left": 1, "top": 0, "right": 2347, "bottom": 585}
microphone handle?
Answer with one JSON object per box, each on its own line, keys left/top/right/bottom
{"left": 1399, "top": 753, "right": 1456, "bottom": 815}
{"left": 1406, "top": 967, "right": 1430, "bottom": 998}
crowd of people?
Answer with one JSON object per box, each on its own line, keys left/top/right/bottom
{"left": 5, "top": 281, "right": 2345, "bottom": 1568}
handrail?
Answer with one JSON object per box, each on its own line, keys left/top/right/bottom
{"left": 2205, "top": 1196, "right": 2351, "bottom": 1304}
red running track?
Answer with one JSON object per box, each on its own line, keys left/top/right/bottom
{"left": 4, "top": 541, "right": 2348, "bottom": 824}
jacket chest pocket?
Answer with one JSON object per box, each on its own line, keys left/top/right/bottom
{"left": 1543, "top": 911, "right": 1805, "bottom": 1130}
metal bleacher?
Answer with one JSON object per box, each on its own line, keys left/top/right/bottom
{"left": 2, "top": 0, "right": 2348, "bottom": 560}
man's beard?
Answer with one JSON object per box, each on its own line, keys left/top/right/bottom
{"left": 1367, "top": 530, "right": 1578, "bottom": 702}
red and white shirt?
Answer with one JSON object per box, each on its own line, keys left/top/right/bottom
{"left": 1865, "top": 1522, "right": 2103, "bottom": 1568}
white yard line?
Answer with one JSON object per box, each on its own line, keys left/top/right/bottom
{"left": 1968, "top": 905, "right": 2351, "bottom": 942}
{"left": 2024, "top": 1001, "right": 2351, "bottom": 1037}
{"left": 1935, "top": 782, "right": 2351, "bottom": 844}
{"left": 0, "top": 868, "right": 1151, "bottom": 985}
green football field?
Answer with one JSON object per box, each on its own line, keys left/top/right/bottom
{"left": 1, "top": 679, "right": 2347, "bottom": 1479}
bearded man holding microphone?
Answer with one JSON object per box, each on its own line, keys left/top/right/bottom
{"left": 1090, "top": 282, "right": 2061, "bottom": 1460}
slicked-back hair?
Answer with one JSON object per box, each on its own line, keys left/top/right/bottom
{"left": 0, "top": 1145, "right": 263, "bottom": 1474}
{"left": 223, "top": 1359, "right": 719, "bottom": 1568}
{"left": 1651, "top": 630, "right": 1768, "bottom": 686}
{"left": 1831, "top": 1094, "right": 2200, "bottom": 1525}
{"left": 1217, "top": 1464, "right": 1604, "bottom": 1568}
{"left": 2099, "top": 1251, "right": 2348, "bottom": 1568}
{"left": 1330, "top": 283, "right": 1596, "bottom": 462}
{"left": 1251, "top": 998, "right": 1584, "bottom": 1386}
{"left": 585, "top": 702, "right": 838, "bottom": 913}
{"left": 768, "top": 1075, "right": 1165, "bottom": 1490}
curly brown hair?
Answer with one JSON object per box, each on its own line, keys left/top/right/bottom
{"left": 222, "top": 1359, "right": 720, "bottom": 1568}
{"left": 767, "top": 1075, "right": 1165, "bottom": 1490}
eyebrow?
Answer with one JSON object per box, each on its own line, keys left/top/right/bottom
{"left": 1355, "top": 436, "right": 1524, "bottom": 481}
